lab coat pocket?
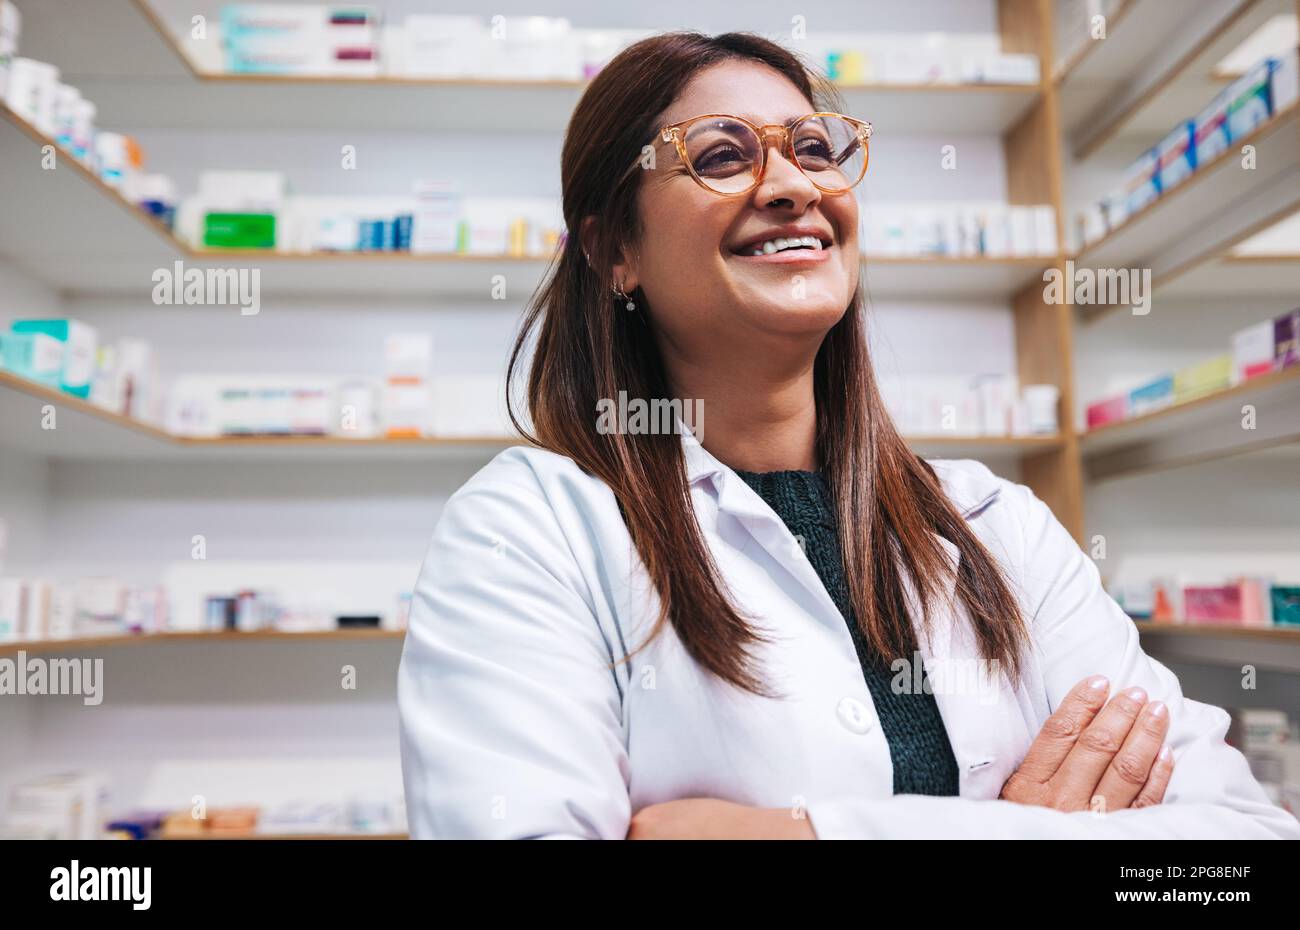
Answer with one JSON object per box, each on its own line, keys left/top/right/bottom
{"left": 946, "top": 680, "right": 1038, "bottom": 800}
{"left": 922, "top": 639, "right": 1038, "bottom": 801}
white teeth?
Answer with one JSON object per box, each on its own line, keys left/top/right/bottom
{"left": 750, "top": 235, "right": 826, "bottom": 256}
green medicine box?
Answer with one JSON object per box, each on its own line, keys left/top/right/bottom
{"left": 204, "top": 213, "right": 276, "bottom": 249}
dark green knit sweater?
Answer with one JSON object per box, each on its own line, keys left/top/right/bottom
{"left": 734, "top": 468, "right": 960, "bottom": 796}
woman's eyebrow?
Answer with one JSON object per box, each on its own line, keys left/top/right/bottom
{"left": 737, "top": 114, "right": 804, "bottom": 128}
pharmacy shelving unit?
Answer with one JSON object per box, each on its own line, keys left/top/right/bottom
{"left": 1066, "top": 0, "right": 1296, "bottom": 160}
{"left": 1057, "top": 0, "right": 1300, "bottom": 483}
{"left": 1079, "top": 201, "right": 1300, "bottom": 323}
{"left": 1055, "top": 0, "right": 1300, "bottom": 673}
{"left": 0, "top": 628, "right": 405, "bottom": 659}
{"left": 1073, "top": 102, "right": 1300, "bottom": 271}
{"left": 1081, "top": 365, "right": 1300, "bottom": 480}
{"left": 0, "top": 0, "right": 1093, "bottom": 540}
{"left": 6, "top": 0, "right": 1299, "bottom": 837}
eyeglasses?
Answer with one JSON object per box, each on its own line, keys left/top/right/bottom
{"left": 659, "top": 112, "right": 872, "bottom": 196}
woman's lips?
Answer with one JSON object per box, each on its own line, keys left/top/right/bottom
{"left": 728, "top": 245, "right": 834, "bottom": 265}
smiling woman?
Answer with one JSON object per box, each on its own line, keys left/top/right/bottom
{"left": 396, "top": 31, "right": 1299, "bottom": 841}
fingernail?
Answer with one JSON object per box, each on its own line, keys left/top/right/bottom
{"left": 1127, "top": 687, "right": 1146, "bottom": 702}
{"left": 1159, "top": 744, "right": 1172, "bottom": 761}
{"left": 1088, "top": 675, "right": 1109, "bottom": 690}
{"left": 1149, "top": 701, "right": 1167, "bottom": 718}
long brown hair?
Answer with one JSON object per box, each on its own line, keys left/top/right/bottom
{"left": 508, "top": 31, "right": 1028, "bottom": 696}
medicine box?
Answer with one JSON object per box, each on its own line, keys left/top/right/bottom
{"left": 1225, "top": 58, "right": 1274, "bottom": 142}
{"left": 1194, "top": 89, "right": 1231, "bottom": 167}
{"left": 1173, "top": 354, "right": 1232, "bottom": 402}
{"left": 382, "top": 380, "right": 432, "bottom": 437}
{"left": 204, "top": 213, "right": 276, "bottom": 249}
{"left": 198, "top": 170, "right": 287, "bottom": 211}
{"left": 1184, "top": 584, "right": 1242, "bottom": 624}
{"left": 10, "top": 318, "right": 97, "bottom": 397}
{"left": 1275, "top": 307, "right": 1300, "bottom": 369}
{"left": 401, "top": 15, "right": 488, "bottom": 79}
{"left": 1128, "top": 374, "right": 1173, "bottom": 416}
{"left": 1156, "top": 121, "right": 1196, "bottom": 192}
{"left": 1272, "top": 47, "right": 1298, "bottom": 114}
{"left": 1232, "top": 319, "right": 1277, "bottom": 383}
{"left": 1086, "top": 394, "right": 1128, "bottom": 429}
{"left": 0, "top": 577, "right": 21, "bottom": 641}
{"left": 1123, "top": 148, "right": 1161, "bottom": 215}
{"left": 222, "top": 5, "right": 382, "bottom": 76}
{"left": 1273, "top": 586, "right": 1300, "bottom": 626}
{"left": 1, "top": 330, "right": 62, "bottom": 387}
{"left": 0, "top": 1, "right": 19, "bottom": 100}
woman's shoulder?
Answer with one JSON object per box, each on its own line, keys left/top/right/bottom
{"left": 449, "top": 443, "right": 604, "bottom": 505}
{"left": 924, "top": 457, "right": 1022, "bottom": 520}
{"left": 924, "top": 457, "right": 1076, "bottom": 573}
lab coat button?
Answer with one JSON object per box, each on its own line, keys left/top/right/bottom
{"left": 836, "top": 697, "right": 874, "bottom": 734}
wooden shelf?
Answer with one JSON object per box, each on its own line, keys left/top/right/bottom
{"left": 1155, "top": 253, "right": 1300, "bottom": 301}
{"left": 1081, "top": 203, "right": 1300, "bottom": 322}
{"left": 0, "top": 370, "right": 519, "bottom": 461}
{"left": 0, "top": 628, "right": 406, "bottom": 659}
{"left": 1134, "top": 618, "right": 1300, "bottom": 672}
{"left": 9, "top": 1, "right": 1032, "bottom": 135}
{"left": 80, "top": 73, "right": 1042, "bottom": 136}
{"left": 1055, "top": 0, "right": 1166, "bottom": 135}
{"left": 0, "top": 370, "right": 1061, "bottom": 463}
{"left": 1070, "top": 0, "right": 1293, "bottom": 161}
{"left": 162, "top": 831, "right": 407, "bottom": 841}
{"left": 1073, "top": 103, "right": 1300, "bottom": 269}
{"left": 905, "top": 434, "right": 1064, "bottom": 458}
{"left": 1135, "top": 621, "right": 1300, "bottom": 642}
{"left": 1082, "top": 365, "right": 1300, "bottom": 480}
{"left": 863, "top": 255, "right": 1057, "bottom": 298}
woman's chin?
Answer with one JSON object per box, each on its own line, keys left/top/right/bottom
{"left": 733, "top": 291, "right": 850, "bottom": 333}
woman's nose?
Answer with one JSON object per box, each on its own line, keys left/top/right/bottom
{"left": 753, "top": 141, "right": 820, "bottom": 211}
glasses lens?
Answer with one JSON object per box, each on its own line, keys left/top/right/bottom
{"left": 791, "top": 115, "right": 868, "bottom": 192}
{"left": 681, "top": 117, "right": 763, "bottom": 194}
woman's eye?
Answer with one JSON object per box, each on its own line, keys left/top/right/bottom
{"left": 795, "top": 138, "right": 834, "bottom": 162}
{"left": 693, "top": 144, "right": 750, "bottom": 175}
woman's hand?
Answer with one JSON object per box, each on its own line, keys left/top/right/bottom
{"left": 1000, "top": 674, "right": 1174, "bottom": 814}
{"left": 627, "top": 798, "right": 816, "bottom": 839}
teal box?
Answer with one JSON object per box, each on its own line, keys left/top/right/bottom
{"left": 1272, "top": 586, "right": 1300, "bottom": 626}
{"left": 1129, "top": 374, "right": 1173, "bottom": 417}
{"left": 10, "top": 318, "right": 97, "bottom": 397}
{"left": 2, "top": 330, "right": 64, "bottom": 387}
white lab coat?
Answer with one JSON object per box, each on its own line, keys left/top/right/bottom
{"left": 398, "top": 429, "right": 1300, "bottom": 839}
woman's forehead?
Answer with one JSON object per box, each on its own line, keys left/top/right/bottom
{"left": 663, "top": 60, "right": 813, "bottom": 126}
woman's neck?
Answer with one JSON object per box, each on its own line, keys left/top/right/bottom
{"left": 662, "top": 351, "right": 819, "bottom": 473}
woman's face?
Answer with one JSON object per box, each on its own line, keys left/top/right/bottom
{"left": 625, "top": 59, "right": 861, "bottom": 355}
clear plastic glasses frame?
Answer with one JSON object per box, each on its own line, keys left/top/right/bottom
{"left": 659, "top": 111, "right": 873, "bottom": 196}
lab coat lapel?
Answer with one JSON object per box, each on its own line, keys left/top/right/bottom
{"left": 905, "top": 532, "right": 1021, "bottom": 799}
{"left": 681, "top": 428, "right": 1022, "bottom": 798}
{"left": 680, "top": 428, "right": 853, "bottom": 638}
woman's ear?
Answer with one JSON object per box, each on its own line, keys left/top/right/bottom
{"left": 578, "top": 215, "right": 599, "bottom": 268}
{"left": 579, "top": 215, "right": 638, "bottom": 292}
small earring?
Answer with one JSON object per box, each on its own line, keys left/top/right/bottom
{"left": 612, "top": 281, "right": 635, "bottom": 312}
